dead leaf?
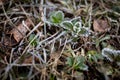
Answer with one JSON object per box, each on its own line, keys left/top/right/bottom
{"left": 9, "top": 19, "right": 31, "bottom": 42}
{"left": 3, "top": 36, "right": 17, "bottom": 46}
{"left": 93, "top": 19, "right": 110, "bottom": 32}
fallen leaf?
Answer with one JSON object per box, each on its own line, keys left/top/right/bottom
{"left": 9, "top": 19, "right": 31, "bottom": 42}
{"left": 3, "top": 36, "right": 17, "bottom": 46}
{"left": 93, "top": 19, "right": 110, "bottom": 32}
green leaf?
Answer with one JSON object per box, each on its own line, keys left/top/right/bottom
{"left": 66, "top": 57, "right": 74, "bottom": 67}
{"left": 73, "top": 22, "right": 82, "bottom": 32}
{"left": 76, "top": 56, "right": 85, "bottom": 63}
{"left": 74, "top": 56, "right": 88, "bottom": 70}
{"left": 78, "top": 27, "right": 90, "bottom": 36}
{"left": 79, "top": 64, "right": 88, "bottom": 71}
{"left": 61, "top": 21, "right": 73, "bottom": 31}
{"left": 71, "top": 17, "right": 81, "bottom": 25}
{"left": 56, "top": 11, "right": 64, "bottom": 22}
{"left": 50, "top": 15, "right": 60, "bottom": 23}
{"left": 50, "top": 11, "right": 64, "bottom": 24}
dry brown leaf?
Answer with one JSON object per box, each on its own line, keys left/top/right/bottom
{"left": 93, "top": 19, "right": 110, "bottom": 32}
{"left": 3, "top": 36, "right": 17, "bottom": 46}
{"left": 9, "top": 19, "right": 31, "bottom": 42}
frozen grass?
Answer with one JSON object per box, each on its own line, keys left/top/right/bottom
{"left": 0, "top": 0, "right": 120, "bottom": 80}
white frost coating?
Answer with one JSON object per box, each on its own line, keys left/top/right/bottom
{"left": 102, "top": 48, "right": 120, "bottom": 62}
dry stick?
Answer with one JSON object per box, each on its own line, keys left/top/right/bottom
{"left": 50, "top": 40, "right": 55, "bottom": 53}
{"left": 47, "top": 31, "right": 66, "bottom": 44}
{"left": 43, "top": 48, "right": 47, "bottom": 63}
{"left": 88, "top": 4, "right": 92, "bottom": 29}
{"left": 2, "top": 63, "right": 43, "bottom": 67}
{"left": 16, "top": 4, "right": 57, "bottom": 9}
{"left": 37, "top": 0, "right": 47, "bottom": 38}
{"left": 0, "top": 16, "right": 24, "bottom": 24}
{"left": 42, "top": 7, "right": 47, "bottom": 38}
{"left": 22, "top": 20, "right": 31, "bottom": 31}
{"left": 9, "top": 48, "right": 14, "bottom": 64}
{"left": 0, "top": 12, "right": 32, "bottom": 16}
{"left": 110, "top": 35, "right": 120, "bottom": 38}
{"left": 36, "top": 31, "right": 60, "bottom": 49}
{"left": 26, "top": 22, "right": 43, "bottom": 37}
{"left": 59, "top": 37, "right": 68, "bottom": 58}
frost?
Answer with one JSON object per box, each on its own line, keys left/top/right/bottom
{"left": 102, "top": 48, "right": 120, "bottom": 66}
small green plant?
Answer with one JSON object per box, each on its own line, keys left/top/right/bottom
{"left": 49, "top": 11, "right": 90, "bottom": 37}
{"left": 28, "top": 34, "right": 39, "bottom": 46}
{"left": 66, "top": 56, "right": 88, "bottom": 71}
